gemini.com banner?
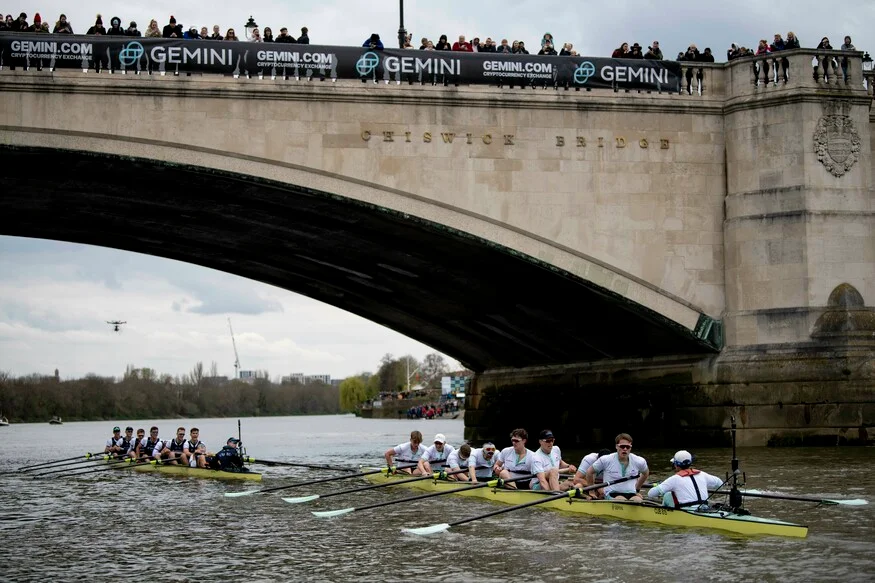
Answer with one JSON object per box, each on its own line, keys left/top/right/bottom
{"left": 0, "top": 35, "right": 681, "bottom": 91}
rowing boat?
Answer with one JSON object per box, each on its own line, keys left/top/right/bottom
{"left": 362, "top": 470, "right": 808, "bottom": 538}
{"left": 101, "top": 460, "right": 263, "bottom": 482}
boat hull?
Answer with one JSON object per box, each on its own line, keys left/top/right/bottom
{"left": 101, "top": 460, "right": 262, "bottom": 481}
{"left": 363, "top": 472, "right": 807, "bottom": 538}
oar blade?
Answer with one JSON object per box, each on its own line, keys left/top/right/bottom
{"left": 282, "top": 495, "right": 320, "bottom": 504}
{"left": 224, "top": 490, "right": 260, "bottom": 498}
{"left": 402, "top": 523, "right": 451, "bottom": 536}
{"left": 829, "top": 498, "right": 868, "bottom": 506}
{"left": 312, "top": 507, "right": 355, "bottom": 518}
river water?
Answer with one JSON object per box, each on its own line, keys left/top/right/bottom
{"left": 2, "top": 415, "right": 874, "bottom": 582}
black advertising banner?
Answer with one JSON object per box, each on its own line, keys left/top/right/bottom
{"left": 0, "top": 35, "right": 681, "bottom": 92}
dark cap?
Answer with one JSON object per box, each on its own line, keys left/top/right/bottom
{"left": 539, "top": 430, "right": 554, "bottom": 440}
{"left": 112, "top": 426, "right": 120, "bottom": 432}
{"left": 227, "top": 437, "right": 240, "bottom": 444}
{"left": 125, "top": 426, "right": 134, "bottom": 431}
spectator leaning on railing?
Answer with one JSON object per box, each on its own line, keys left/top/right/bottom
{"left": 126, "top": 21, "right": 141, "bottom": 37}
{"left": 53, "top": 14, "right": 73, "bottom": 34}
{"left": 298, "top": 27, "right": 309, "bottom": 44}
{"left": 87, "top": 14, "right": 106, "bottom": 35}
{"left": 363, "top": 33, "right": 383, "bottom": 50}
{"left": 163, "top": 15, "right": 182, "bottom": 38}
{"left": 107, "top": 17, "right": 125, "bottom": 36}
{"left": 145, "top": 19, "right": 161, "bottom": 38}
{"left": 786, "top": 32, "right": 800, "bottom": 49}
{"left": 644, "top": 41, "right": 663, "bottom": 60}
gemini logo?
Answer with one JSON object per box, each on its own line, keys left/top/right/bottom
{"left": 119, "top": 41, "right": 145, "bottom": 66}
{"left": 573, "top": 61, "right": 596, "bottom": 85}
{"left": 356, "top": 51, "right": 380, "bottom": 76}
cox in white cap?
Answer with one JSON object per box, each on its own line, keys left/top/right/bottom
{"left": 433, "top": 433, "right": 446, "bottom": 444}
{"left": 670, "top": 450, "right": 693, "bottom": 468}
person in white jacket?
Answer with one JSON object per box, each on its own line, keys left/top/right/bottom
{"left": 647, "top": 450, "right": 724, "bottom": 509}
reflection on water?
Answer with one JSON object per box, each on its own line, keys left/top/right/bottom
{"left": 2, "top": 415, "right": 874, "bottom": 582}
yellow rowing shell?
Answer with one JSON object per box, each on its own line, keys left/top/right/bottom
{"left": 363, "top": 472, "right": 808, "bottom": 538}
{"left": 101, "top": 460, "right": 262, "bottom": 481}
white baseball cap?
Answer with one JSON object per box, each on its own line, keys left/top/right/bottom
{"left": 670, "top": 450, "right": 693, "bottom": 466}
{"left": 434, "top": 433, "right": 446, "bottom": 444}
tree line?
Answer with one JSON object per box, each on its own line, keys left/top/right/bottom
{"left": 339, "top": 352, "right": 453, "bottom": 412}
{"left": 0, "top": 362, "right": 341, "bottom": 422}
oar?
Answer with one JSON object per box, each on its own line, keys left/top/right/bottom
{"left": 311, "top": 474, "right": 535, "bottom": 518}
{"left": 725, "top": 490, "right": 868, "bottom": 506}
{"left": 283, "top": 468, "right": 475, "bottom": 504}
{"left": 24, "top": 453, "right": 121, "bottom": 474}
{"left": 242, "top": 457, "right": 356, "bottom": 471}
{"left": 18, "top": 452, "right": 105, "bottom": 472}
{"left": 401, "top": 474, "right": 638, "bottom": 535}
{"left": 223, "top": 464, "right": 419, "bottom": 498}
{"left": 33, "top": 456, "right": 140, "bottom": 478}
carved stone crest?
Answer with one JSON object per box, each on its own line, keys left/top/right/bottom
{"left": 813, "top": 102, "right": 861, "bottom": 177}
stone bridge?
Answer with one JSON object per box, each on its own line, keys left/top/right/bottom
{"left": 1, "top": 47, "right": 873, "bottom": 446}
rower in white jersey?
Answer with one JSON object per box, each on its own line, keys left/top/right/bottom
{"left": 115, "top": 427, "right": 136, "bottom": 459}
{"left": 562, "top": 448, "right": 612, "bottom": 496}
{"left": 384, "top": 430, "right": 425, "bottom": 474}
{"left": 105, "top": 426, "right": 122, "bottom": 455}
{"left": 416, "top": 433, "right": 455, "bottom": 476}
{"left": 530, "top": 429, "right": 577, "bottom": 491}
{"left": 446, "top": 444, "right": 473, "bottom": 481}
{"left": 493, "top": 428, "right": 534, "bottom": 489}
{"left": 647, "top": 450, "right": 724, "bottom": 509}
{"left": 467, "top": 442, "right": 498, "bottom": 483}
{"left": 587, "top": 433, "right": 649, "bottom": 501}
{"left": 137, "top": 426, "right": 162, "bottom": 460}
{"left": 182, "top": 428, "right": 204, "bottom": 466}
{"left": 130, "top": 428, "right": 145, "bottom": 459}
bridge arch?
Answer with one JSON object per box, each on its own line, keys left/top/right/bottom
{"left": 0, "top": 132, "right": 718, "bottom": 369}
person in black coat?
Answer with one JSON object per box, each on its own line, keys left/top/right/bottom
{"left": 298, "top": 27, "right": 310, "bottom": 44}
{"left": 163, "top": 15, "right": 183, "bottom": 38}
{"left": 87, "top": 14, "right": 106, "bottom": 35}
{"left": 275, "top": 27, "right": 296, "bottom": 43}
{"left": 107, "top": 16, "right": 125, "bottom": 36}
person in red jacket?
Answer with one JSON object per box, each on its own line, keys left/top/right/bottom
{"left": 452, "top": 35, "right": 472, "bottom": 52}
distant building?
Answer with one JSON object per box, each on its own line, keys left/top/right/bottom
{"left": 281, "top": 373, "right": 331, "bottom": 385}
{"left": 331, "top": 378, "right": 344, "bottom": 387}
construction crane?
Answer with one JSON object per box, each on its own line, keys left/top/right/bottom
{"left": 228, "top": 318, "right": 241, "bottom": 379}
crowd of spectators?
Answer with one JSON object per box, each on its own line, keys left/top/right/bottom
{"left": 0, "top": 11, "right": 866, "bottom": 67}
{"left": 0, "top": 12, "right": 311, "bottom": 44}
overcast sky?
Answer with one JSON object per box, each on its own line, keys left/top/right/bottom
{"left": 1, "top": 2, "right": 872, "bottom": 380}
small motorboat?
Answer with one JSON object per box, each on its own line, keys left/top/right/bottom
{"left": 0, "top": 416, "right": 9, "bottom": 427}
{"left": 49, "top": 416, "right": 63, "bottom": 425}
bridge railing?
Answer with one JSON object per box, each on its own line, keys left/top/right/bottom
{"left": 727, "top": 49, "right": 868, "bottom": 97}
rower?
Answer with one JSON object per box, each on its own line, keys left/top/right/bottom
{"left": 384, "top": 430, "right": 425, "bottom": 473}
{"left": 105, "top": 426, "right": 123, "bottom": 456}
{"left": 416, "top": 433, "right": 455, "bottom": 476}
{"left": 189, "top": 442, "right": 209, "bottom": 468}
{"left": 530, "top": 430, "right": 576, "bottom": 491}
{"left": 587, "top": 433, "right": 649, "bottom": 502}
{"left": 137, "top": 426, "right": 161, "bottom": 461}
{"left": 183, "top": 428, "right": 203, "bottom": 466}
{"left": 563, "top": 448, "right": 612, "bottom": 496}
{"left": 130, "top": 428, "right": 146, "bottom": 459}
{"left": 446, "top": 444, "right": 472, "bottom": 481}
{"left": 647, "top": 450, "right": 723, "bottom": 509}
{"left": 213, "top": 437, "right": 248, "bottom": 472}
{"left": 116, "top": 427, "right": 136, "bottom": 459}
{"left": 467, "top": 442, "right": 498, "bottom": 483}
{"left": 493, "top": 428, "right": 534, "bottom": 489}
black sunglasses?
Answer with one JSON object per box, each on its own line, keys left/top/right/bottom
{"left": 618, "top": 444, "right": 632, "bottom": 450}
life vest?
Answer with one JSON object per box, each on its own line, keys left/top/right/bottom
{"left": 216, "top": 446, "right": 243, "bottom": 471}
{"left": 187, "top": 439, "right": 203, "bottom": 453}
{"left": 118, "top": 436, "right": 132, "bottom": 453}
{"left": 140, "top": 437, "right": 159, "bottom": 458}
{"left": 168, "top": 438, "right": 186, "bottom": 453}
